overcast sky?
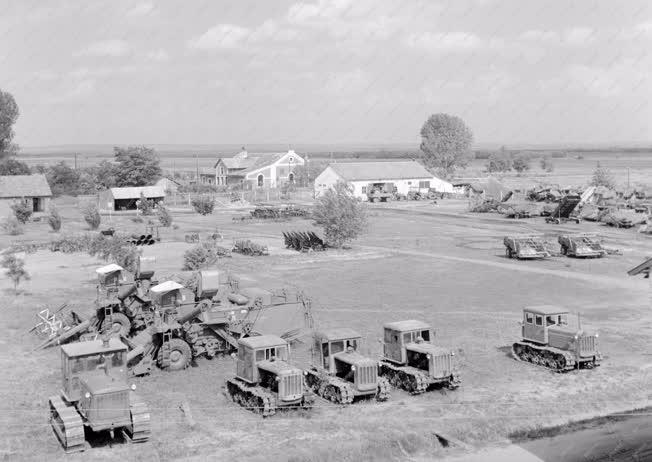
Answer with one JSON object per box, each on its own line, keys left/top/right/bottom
{"left": 1, "top": 0, "right": 650, "bottom": 147}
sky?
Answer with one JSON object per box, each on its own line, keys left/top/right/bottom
{"left": 1, "top": 0, "right": 651, "bottom": 147}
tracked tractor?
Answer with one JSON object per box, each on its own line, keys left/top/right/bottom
{"left": 305, "top": 328, "right": 390, "bottom": 404}
{"left": 512, "top": 306, "right": 601, "bottom": 371}
{"left": 226, "top": 335, "right": 313, "bottom": 416}
{"left": 379, "top": 320, "right": 460, "bottom": 394}
{"left": 48, "top": 337, "right": 150, "bottom": 453}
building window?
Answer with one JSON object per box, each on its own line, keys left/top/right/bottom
{"left": 419, "top": 181, "right": 430, "bottom": 189}
{"left": 407, "top": 181, "right": 412, "bottom": 185}
{"left": 361, "top": 186, "right": 366, "bottom": 194}
{"left": 289, "top": 156, "right": 294, "bottom": 162}
{"left": 288, "top": 172, "right": 295, "bottom": 183}
{"left": 257, "top": 174, "right": 264, "bottom": 187}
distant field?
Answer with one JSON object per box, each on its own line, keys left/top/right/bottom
{"left": 15, "top": 145, "right": 652, "bottom": 189}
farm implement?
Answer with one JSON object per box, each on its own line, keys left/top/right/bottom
{"left": 283, "top": 231, "right": 327, "bottom": 252}
{"left": 503, "top": 235, "right": 550, "bottom": 259}
{"left": 558, "top": 234, "right": 606, "bottom": 258}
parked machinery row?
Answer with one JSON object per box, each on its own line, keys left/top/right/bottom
{"left": 503, "top": 233, "right": 607, "bottom": 260}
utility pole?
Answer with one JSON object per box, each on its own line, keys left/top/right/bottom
{"left": 195, "top": 154, "right": 199, "bottom": 183}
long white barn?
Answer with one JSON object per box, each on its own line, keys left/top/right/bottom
{"left": 314, "top": 161, "right": 453, "bottom": 200}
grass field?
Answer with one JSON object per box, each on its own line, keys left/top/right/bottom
{"left": 1, "top": 194, "right": 651, "bottom": 461}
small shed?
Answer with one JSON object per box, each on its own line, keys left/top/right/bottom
{"left": 0, "top": 174, "right": 52, "bottom": 215}
{"left": 99, "top": 185, "right": 165, "bottom": 211}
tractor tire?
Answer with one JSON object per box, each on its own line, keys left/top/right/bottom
{"left": 165, "top": 338, "right": 192, "bottom": 371}
{"left": 101, "top": 312, "right": 131, "bottom": 337}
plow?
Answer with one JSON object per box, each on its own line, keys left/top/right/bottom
{"left": 283, "top": 231, "right": 327, "bottom": 252}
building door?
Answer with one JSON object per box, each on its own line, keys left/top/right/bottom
{"left": 32, "top": 197, "right": 40, "bottom": 212}
{"left": 288, "top": 172, "right": 295, "bottom": 183}
{"left": 257, "top": 174, "right": 264, "bottom": 187}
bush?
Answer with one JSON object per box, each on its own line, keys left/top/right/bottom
{"left": 486, "top": 154, "right": 512, "bottom": 173}
{"left": 590, "top": 163, "right": 615, "bottom": 189}
{"left": 540, "top": 157, "right": 554, "bottom": 172}
{"left": 136, "top": 192, "right": 154, "bottom": 215}
{"left": 183, "top": 244, "right": 217, "bottom": 270}
{"left": 312, "top": 182, "right": 367, "bottom": 248}
{"left": 512, "top": 154, "right": 531, "bottom": 173}
{"left": 2, "top": 215, "right": 23, "bottom": 235}
{"left": 47, "top": 205, "right": 62, "bottom": 231}
{"left": 156, "top": 203, "right": 173, "bottom": 227}
{"left": 2, "top": 252, "right": 30, "bottom": 292}
{"left": 191, "top": 195, "right": 215, "bottom": 215}
{"left": 82, "top": 202, "right": 101, "bottom": 229}
{"left": 11, "top": 199, "right": 33, "bottom": 224}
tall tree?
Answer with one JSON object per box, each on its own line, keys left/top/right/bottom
{"left": 46, "top": 161, "right": 80, "bottom": 196}
{"left": 0, "top": 89, "right": 20, "bottom": 158}
{"left": 113, "top": 146, "right": 162, "bottom": 186}
{"left": 419, "top": 113, "right": 474, "bottom": 176}
{"left": 312, "top": 182, "right": 367, "bottom": 248}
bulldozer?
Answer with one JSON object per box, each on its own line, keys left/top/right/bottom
{"left": 512, "top": 306, "right": 602, "bottom": 371}
{"left": 379, "top": 320, "right": 460, "bottom": 394}
{"left": 124, "top": 274, "right": 310, "bottom": 376}
{"left": 558, "top": 234, "right": 606, "bottom": 258}
{"left": 48, "top": 337, "right": 150, "bottom": 453}
{"left": 226, "top": 335, "right": 314, "bottom": 416}
{"left": 304, "top": 328, "right": 390, "bottom": 404}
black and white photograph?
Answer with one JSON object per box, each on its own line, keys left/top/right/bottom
{"left": 1, "top": 1, "right": 651, "bottom": 461}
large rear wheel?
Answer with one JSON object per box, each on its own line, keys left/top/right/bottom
{"left": 101, "top": 312, "right": 131, "bottom": 337}
{"left": 163, "top": 338, "right": 192, "bottom": 371}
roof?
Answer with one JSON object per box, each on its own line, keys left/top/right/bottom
{"left": 108, "top": 185, "right": 165, "bottom": 200}
{"left": 61, "top": 338, "right": 127, "bottom": 357}
{"left": 628, "top": 257, "right": 652, "bottom": 276}
{"left": 524, "top": 305, "right": 569, "bottom": 315}
{"left": 239, "top": 334, "right": 287, "bottom": 349}
{"left": 96, "top": 263, "right": 124, "bottom": 275}
{"left": 384, "top": 319, "right": 431, "bottom": 332}
{"left": 241, "top": 153, "right": 286, "bottom": 175}
{"left": 150, "top": 280, "right": 185, "bottom": 294}
{"left": 316, "top": 327, "right": 362, "bottom": 341}
{"left": 328, "top": 161, "right": 433, "bottom": 181}
{"left": 0, "top": 174, "right": 52, "bottom": 198}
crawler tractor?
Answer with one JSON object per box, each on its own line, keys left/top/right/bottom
{"left": 512, "top": 306, "right": 601, "bottom": 371}
{"left": 49, "top": 338, "right": 150, "bottom": 453}
{"left": 305, "top": 328, "right": 390, "bottom": 404}
{"left": 226, "top": 335, "right": 313, "bottom": 416}
{"left": 379, "top": 320, "right": 460, "bottom": 394}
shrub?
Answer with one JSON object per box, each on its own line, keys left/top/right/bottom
{"left": 82, "top": 202, "right": 101, "bottom": 229}
{"left": 191, "top": 195, "right": 215, "bottom": 215}
{"left": 11, "top": 199, "right": 33, "bottom": 224}
{"left": 47, "top": 205, "right": 62, "bottom": 231}
{"left": 540, "top": 157, "right": 554, "bottom": 172}
{"left": 590, "top": 162, "right": 615, "bottom": 189}
{"left": 183, "top": 244, "right": 217, "bottom": 270}
{"left": 486, "top": 154, "right": 512, "bottom": 173}
{"left": 1, "top": 252, "right": 30, "bottom": 292}
{"left": 136, "top": 192, "right": 154, "bottom": 215}
{"left": 512, "top": 154, "right": 531, "bottom": 173}
{"left": 312, "top": 182, "right": 367, "bottom": 248}
{"left": 156, "top": 203, "right": 173, "bottom": 227}
{"left": 2, "top": 216, "right": 23, "bottom": 235}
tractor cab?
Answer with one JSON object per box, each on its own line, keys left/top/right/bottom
{"left": 95, "top": 264, "right": 129, "bottom": 301}
{"left": 60, "top": 338, "right": 134, "bottom": 431}
{"left": 382, "top": 320, "right": 455, "bottom": 379}
{"left": 149, "top": 281, "right": 187, "bottom": 312}
{"left": 521, "top": 306, "right": 570, "bottom": 344}
{"left": 314, "top": 328, "right": 378, "bottom": 392}
{"left": 235, "top": 335, "right": 304, "bottom": 403}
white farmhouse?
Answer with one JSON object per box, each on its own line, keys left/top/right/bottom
{"left": 314, "top": 161, "right": 453, "bottom": 200}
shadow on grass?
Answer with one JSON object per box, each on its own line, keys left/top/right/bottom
{"left": 496, "top": 345, "right": 514, "bottom": 358}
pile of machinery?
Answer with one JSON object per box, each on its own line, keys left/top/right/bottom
{"left": 366, "top": 182, "right": 396, "bottom": 202}
{"left": 545, "top": 194, "right": 582, "bottom": 224}
{"left": 503, "top": 235, "right": 550, "bottom": 259}
{"left": 232, "top": 239, "right": 269, "bottom": 256}
{"left": 233, "top": 205, "right": 310, "bottom": 221}
{"left": 283, "top": 231, "right": 327, "bottom": 252}
{"left": 512, "top": 306, "right": 601, "bottom": 371}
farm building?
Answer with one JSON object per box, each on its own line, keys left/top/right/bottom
{"left": 98, "top": 185, "right": 165, "bottom": 211}
{"left": 211, "top": 148, "right": 305, "bottom": 188}
{"left": 313, "top": 161, "right": 453, "bottom": 200}
{"left": 155, "top": 177, "right": 181, "bottom": 194}
{"left": 0, "top": 174, "right": 52, "bottom": 215}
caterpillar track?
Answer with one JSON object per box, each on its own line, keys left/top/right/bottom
{"left": 226, "top": 379, "right": 275, "bottom": 417}
{"left": 49, "top": 396, "right": 85, "bottom": 453}
{"left": 512, "top": 342, "right": 580, "bottom": 372}
{"left": 375, "top": 376, "right": 391, "bottom": 401}
{"left": 126, "top": 394, "right": 151, "bottom": 442}
{"left": 305, "top": 371, "right": 355, "bottom": 404}
{"left": 379, "top": 362, "right": 430, "bottom": 394}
